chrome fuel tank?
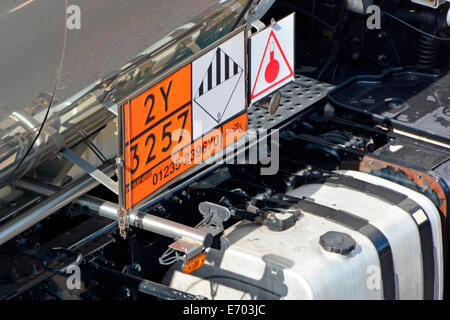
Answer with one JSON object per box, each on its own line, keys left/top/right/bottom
{"left": 0, "top": 0, "right": 252, "bottom": 187}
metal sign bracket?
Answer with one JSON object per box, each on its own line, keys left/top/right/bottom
{"left": 61, "top": 148, "right": 119, "bottom": 195}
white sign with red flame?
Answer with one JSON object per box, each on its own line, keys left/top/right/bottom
{"left": 250, "top": 13, "right": 295, "bottom": 104}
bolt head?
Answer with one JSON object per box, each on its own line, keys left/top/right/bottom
{"left": 352, "top": 52, "right": 360, "bottom": 60}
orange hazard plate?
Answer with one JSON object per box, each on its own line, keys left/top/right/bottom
{"left": 121, "top": 29, "right": 247, "bottom": 209}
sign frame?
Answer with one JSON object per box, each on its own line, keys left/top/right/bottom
{"left": 118, "top": 25, "right": 248, "bottom": 211}
{"left": 249, "top": 12, "right": 296, "bottom": 105}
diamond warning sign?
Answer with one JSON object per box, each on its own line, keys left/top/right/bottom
{"left": 194, "top": 48, "right": 243, "bottom": 124}
{"left": 192, "top": 30, "right": 246, "bottom": 140}
{"left": 250, "top": 13, "right": 295, "bottom": 104}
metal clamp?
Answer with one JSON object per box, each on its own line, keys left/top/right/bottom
{"left": 62, "top": 148, "right": 119, "bottom": 195}
{"left": 165, "top": 201, "right": 232, "bottom": 264}
{"left": 198, "top": 201, "right": 230, "bottom": 236}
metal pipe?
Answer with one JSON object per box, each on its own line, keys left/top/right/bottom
{"left": 82, "top": 199, "right": 211, "bottom": 246}
{"left": 0, "top": 161, "right": 115, "bottom": 246}
{"left": 90, "top": 263, "right": 206, "bottom": 300}
{"left": 14, "top": 177, "right": 212, "bottom": 247}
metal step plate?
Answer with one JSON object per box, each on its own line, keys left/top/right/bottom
{"left": 248, "top": 74, "right": 334, "bottom": 131}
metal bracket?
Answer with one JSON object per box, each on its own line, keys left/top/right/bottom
{"left": 260, "top": 209, "right": 300, "bottom": 231}
{"left": 195, "top": 193, "right": 300, "bottom": 232}
{"left": 250, "top": 19, "right": 266, "bottom": 33}
{"left": 169, "top": 239, "right": 204, "bottom": 261}
{"left": 78, "top": 129, "right": 108, "bottom": 163}
{"left": 103, "top": 100, "right": 118, "bottom": 117}
{"left": 198, "top": 201, "right": 230, "bottom": 236}
{"left": 245, "top": 0, "right": 276, "bottom": 24}
{"left": 167, "top": 201, "right": 231, "bottom": 260}
{"left": 62, "top": 148, "right": 119, "bottom": 195}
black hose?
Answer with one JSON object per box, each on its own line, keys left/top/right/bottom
{"left": 416, "top": 33, "right": 441, "bottom": 68}
{"left": 90, "top": 263, "right": 206, "bottom": 300}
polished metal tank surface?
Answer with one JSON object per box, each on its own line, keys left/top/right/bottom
{"left": 0, "top": 0, "right": 217, "bottom": 117}
{"left": 0, "top": 0, "right": 250, "bottom": 187}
